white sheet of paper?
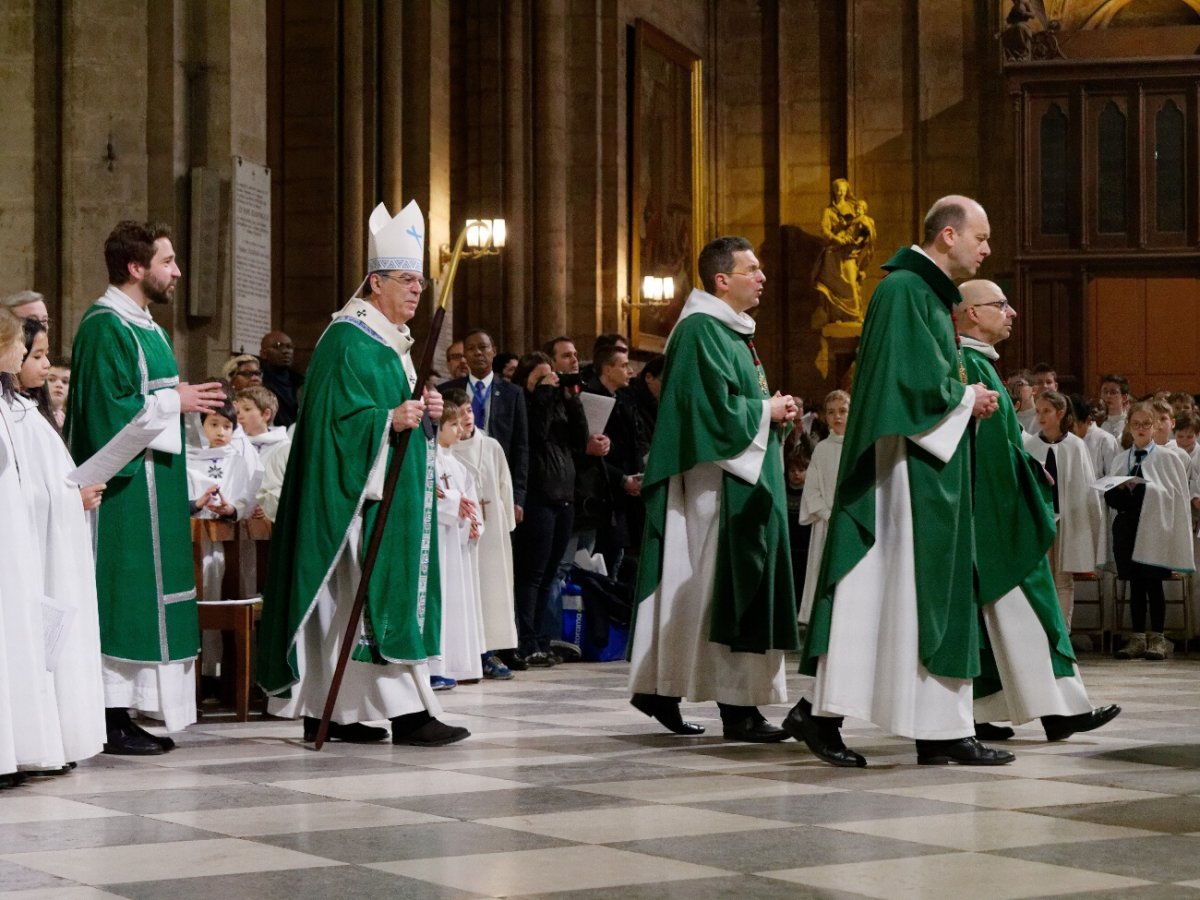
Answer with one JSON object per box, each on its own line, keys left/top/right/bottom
{"left": 580, "top": 393, "right": 615, "bottom": 436}
{"left": 67, "top": 406, "right": 169, "bottom": 487}
{"left": 41, "top": 595, "right": 76, "bottom": 673}
{"left": 1091, "top": 474, "right": 1137, "bottom": 492}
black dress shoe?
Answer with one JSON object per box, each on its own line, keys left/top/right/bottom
{"left": 499, "top": 650, "right": 528, "bottom": 671}
{"left": 782, "top": 698, "right": 867, "bottom": 767}
{"left": 104, "top": 725, "right": 165, "bottom": 756}
{"left": 916, "top": 736, "right": 1015, "bottom": 765}
{"left": 130, "top": 719, "right": 176, "bottom": 752}
{"left": 393, "top": 718, "right": 470, "bottom": 747}
{"left": 630, "top": 693, "right": 705, "bottom": 735}
{"left": 722, "top": 711, "right": 790, "bottom": 743}
{"left": 303, "top": 717, "right": 389, "bottom": 743}
{"left": 1042, "top": 704, "right": 1121, "bottom": 742}
{"left": 974, "top": 722, "right": 1015, "bottom": 741}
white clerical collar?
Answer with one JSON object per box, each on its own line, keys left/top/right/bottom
{"left": 673, "top": 288, "right": 756, "bottom": 339}
{"left": 958, "top": 334, "right": 1000, "bottom": 360}
{"left": 98, "top": 285, "right": 159, "bottom": 330}
{"left": 469, "top": 371, "right": 494, "bottom": 390}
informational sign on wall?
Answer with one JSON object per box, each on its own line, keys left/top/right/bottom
{"left": 231, "top": 156, "right": 271, "bottom": 355}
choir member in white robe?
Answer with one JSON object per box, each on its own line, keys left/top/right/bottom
{"left": 256, "top": 430, "right": 293, "bottom": 523}
{"left": 797, "top": 391, "right": 848, "bottom": 624}
{"left": 1022, "top": 392, "right": 1105, "bottom": 629}
{"left": 432, "top": 417, "right": 486, "bottom": 683}
{"left": 8, "top": 395, "right": 107, "bottom": 765}
{"left": 451, "top": 404, "right": 519, "bottom": 655}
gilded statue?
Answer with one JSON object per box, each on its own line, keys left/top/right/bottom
{"left": 814, "top": 178, "right": 875, "bottom": 328}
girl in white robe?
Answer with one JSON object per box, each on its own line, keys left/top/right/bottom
{"left": 0, "top": 312, "right": 60, "bottom": 782}
{"left": 450, "top": 402, "right": 519, "bottom": 660}
{"left": 1104, "top": 401, "right": 1194, "bottom": 660}
{"left": 431, "top": 401, "right": 486, "bottom": 684}
{"left": 797, "top": 390, "right": 849, "bottom": 624}
{"left": 1022, "top": 391, "right": 1104, "bottom": 630}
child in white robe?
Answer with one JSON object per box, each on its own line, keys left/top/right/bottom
{"left": 1105, "top": 401, "right": 1194, "bottom": 660}
{"left": 235, "top": 386, "right": 290, "bottom": 469}
{"left": 431, "top": 395, "right": 486, "bottom": 687}
{"left": 797, "top": 390, "right": 848, "bottom": 624}
{"left": 1023, "top": 390, "right": 1104, "bottom": 630}
{"left": 449, "top": 393, "right": 517, "bottom": 679}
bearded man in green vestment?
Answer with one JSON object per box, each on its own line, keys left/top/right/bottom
{"left": 628, "top": 235, "right": 801, "bottom": 743}
{"left": 956, "top": 279, "right": 1120, "bottom": 742}
{"left": 257, "top": 200, "right": 468, "bottom": 748}
{"left": 784, "top": 196, "right": 1017, "bottom": 767}
{"left": 67, "top": 221, "right": 226, "bottom": 755}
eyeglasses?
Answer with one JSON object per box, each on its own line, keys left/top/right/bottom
{"left": 236, "top": 369, "right": 263, "bottom": 378}
{"left": 722, "top": 267, "right": 764, "bottom": 279}
{"left": 384, "top": 273, "right": 429, "bottom": 290}
{"left": 970, "top": 300, "right": 1012, "bottom": 312}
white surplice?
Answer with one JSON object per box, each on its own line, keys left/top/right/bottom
{"left": 797, "top": 432, "right": 843, "bottom": 624}
{"left": 431, "top": 446, "right": 485, "bottom": 681}
{"left": 808, "top": 389, "right": 977, "bottom": 740}
{"left": 0, "top": 400, "right": 61, "bottom": 772}
{"left": 8, "top": 398, "right": 106, "bottom": 763}
{"left": 452, "top": 428, "right": 518, "bottom": 651}
{"left": 1105, "top": 445, "right": 1194, "bottom": 573}
{"left": 1083, "top": 424, "right": 1120, "bottom": 487}
{"left": 1023, "top": 431, "right": 1105, "bottom": 573}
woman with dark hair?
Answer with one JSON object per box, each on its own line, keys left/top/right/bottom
{"left": 10, "top": 318, "right": 58, "bottom": 433}
{"left": 510, "top": 351, "right": 589, "bottom": 667}
{"left": 492, "top": 351, "right": 519, "bottom": 381}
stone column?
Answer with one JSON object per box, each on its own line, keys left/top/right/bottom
{"left": 0, "top": 0, "right": 38, "bottom": 300}
{"left": 532, "top": 0, "right": 568, "bottom": 343}
{"left": 502, "top": 0, "right": 530, "bottom": 349}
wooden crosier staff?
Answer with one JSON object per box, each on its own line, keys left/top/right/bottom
{"left": 312, "top": 225, "right": 474, "bottom": 750}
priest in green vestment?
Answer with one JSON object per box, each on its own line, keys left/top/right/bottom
{"left": 257, "top": 200, "right": 468, "bottom": 748}
{"left": 785, "top": 196, "right": 1016, "bottom": 767}
{"left": 67, "top": 221, "right": 226, "bottom": 754}
{"left": 956, "top": 279, "right": 1120, "bottom": 740}
{"left": 627, "top": 235, "right": 801, "bottom": 743}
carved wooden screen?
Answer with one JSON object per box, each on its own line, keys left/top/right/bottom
{"left": 1146, "top": 93, "right": 1189, "bottom": 248}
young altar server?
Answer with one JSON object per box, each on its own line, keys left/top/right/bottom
{"left": 1069, "top": 394, "right": 1120, "bottom": 489}
{"left": 430, "top": 392, "right": 486, "bottom": 687}
{"left": 235, "top": 386, "right": 290, "bottom": 465}
{"left": 6, "top": 316, "right": 107, "bottom": 769}
{"left": 1022, "top": 390, "right": 1105, "bottom": 630}
{"left": 797, "top": 390, "right": 849, "bottom": 625}
{"left": 1105, "top": 401, "right": 1194, "bottom": 660}
{"left": 448, "top": 388, "right": 518, "bottom": 680}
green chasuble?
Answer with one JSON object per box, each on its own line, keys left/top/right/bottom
{"left": 258, "top": 302, "right": 441, "bottom": 698}
{"left": 961, "top": 342, "right": 1075, "bottom": 698}
{"left": 631, "top": 293, "right": 798, "bottom": 653}
{"left": 65, "top": 290, "right": 198, "bottom": 663}
{"left": 801, "top": 247, "right": 977, "bottom": 679}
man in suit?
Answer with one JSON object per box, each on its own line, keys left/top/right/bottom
{"left": 440, "top": 328, "right": 529, "bottom": 523}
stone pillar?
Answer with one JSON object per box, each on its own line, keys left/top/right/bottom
{"left": 532, "top": 0, "right": 568, "bottom": 343}
{"left": 502, "top": 0, "right": 530, "bottom": 350}
{"left": 0, "top": 0, "right": 37, "bottom": 299}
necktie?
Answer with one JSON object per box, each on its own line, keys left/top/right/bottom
{"left": 472, "top": 380, "right": 488, "bottom": 429}
{"left": 1132, "top": 448, "right": 1147, "bottom": 477}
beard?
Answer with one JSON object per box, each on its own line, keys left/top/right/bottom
{"left": 144, "top": 275, "right": 176, "bottom": 305}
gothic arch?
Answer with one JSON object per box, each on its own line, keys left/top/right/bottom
{"left": 1081, "top": 0, "right": 1200, "bottom": 28}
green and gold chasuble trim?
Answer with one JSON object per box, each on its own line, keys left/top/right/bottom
{"left": 65, "top": 302, "right": 198, "bottom": 664}
{"left": 801, "top": 248, "right": 977, "bottom": 680}
{"left": 631, "top": 310, "right": 799, "bottom": 655}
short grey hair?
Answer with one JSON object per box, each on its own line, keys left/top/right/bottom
{"left": 2, "top": 290, "right": 44, "bottom": 309}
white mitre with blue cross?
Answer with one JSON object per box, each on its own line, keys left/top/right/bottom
{"left": 367, "top": 200, "right": 425, "bottom": 273}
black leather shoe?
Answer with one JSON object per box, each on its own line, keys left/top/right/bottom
{"left": 782, "top": 698, "right": 866, "bottom": 767}
{"left": 499, "top": 650, "right": 528, "bottom": 671}
{"left": 722, "top": 711, "right": 790, "bottom": 743}
{"left": 303, "top": 717, "right": 389, "bottom": 743}
{"left": 974, "top": 722, "right": 1014, "bottom": 741}
{"left": 104, "top": 725, "right": 165, "bottom": 756}
{"left": 393, "top": 718, "right": 470, "bottom": 747}
{"left": 129, "top": 719, "right": 176, "bottom": 752}
{"left": 1042, "top": 704, "right": 1121, "bottom": 742}
{"left": 630, "top": 693, "right": 705, "bottom": 735}
{"left": 916, "top": 736, "right": 1015, "bottom": 765}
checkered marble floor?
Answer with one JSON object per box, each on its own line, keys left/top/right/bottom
{"left": 4, "top": 656, "right": 1200, "bottom": 899}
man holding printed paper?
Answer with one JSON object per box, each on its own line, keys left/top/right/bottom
{"left": 66, "top": 221, "right": 225, "bottom": 755}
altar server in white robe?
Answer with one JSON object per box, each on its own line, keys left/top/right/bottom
{"left": 431, "top": 394, "right": 486, "bottom": 684}
{"left": 1023, "top": 390, "right": 1105, "bottom": 629}
{"left": 449, "top": 391, "right": 519, "bottom": 671}
{"left": 797, "top": 390, "right": 848, "bottom": 624}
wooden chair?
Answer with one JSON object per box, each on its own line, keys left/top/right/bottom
{"left": 1071, "top": 571, "right": 1108, "bottom": 653}
{"left": 191, "top": 518, "right": 271, "bottom": 720}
